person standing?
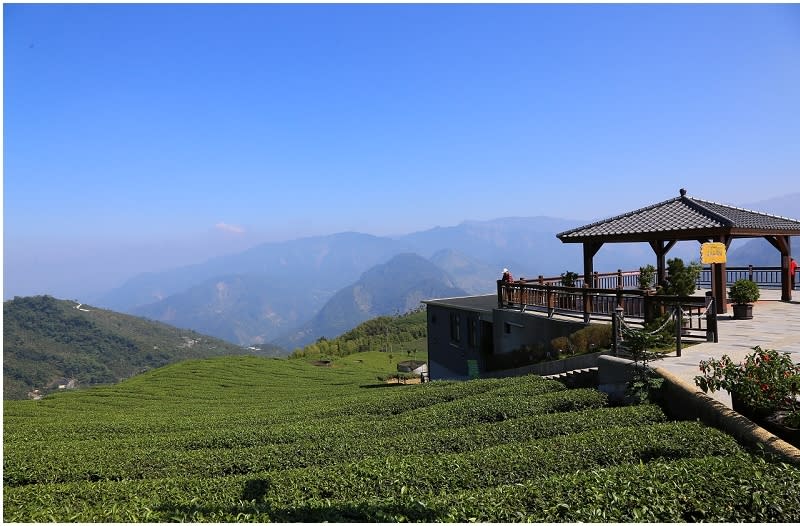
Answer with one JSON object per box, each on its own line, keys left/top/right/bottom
{"left": 501, "top": 268, "right": 514, "bottom": 305}
{"left": 791, "top": 257, "right": 798, "bottom": 290}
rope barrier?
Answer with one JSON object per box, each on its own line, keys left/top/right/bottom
{"left": 679, "top": 298, "right": 715, "bottom": 320}
{"left": 619, "top": 309, "right": 676, "bottom": 336}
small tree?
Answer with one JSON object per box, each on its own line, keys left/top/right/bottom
{"left": 561, "top": 271, "right": 579, "bottom": 287}
{"left": 638, "top": 264, "right": 656, "bottom": 290}
{"left": 623, "top": 327, "right": 666, "bottom": 404}
{"left": 661, "top": 258, "right": 702, "bottom": 297}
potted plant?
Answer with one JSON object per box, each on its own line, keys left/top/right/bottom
{"left": 729, "top": 278, "right": 760, "bottom": 320}
{"left": 695, "top": 346, "right": 800, "bottom": 445}
{"left": 560, "top": 271, "right": 579, "bottom": 288}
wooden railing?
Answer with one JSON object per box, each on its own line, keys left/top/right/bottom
{"left": 498, "top": 275, "right": 718, "bottom": 343}
{"left": 521, "top": 266, "right": 797, "bottom": 292}
{"left": 697, "top": 265, "right": 799, "bottom": 290}
{"left": 497, "top": 264, "right": 799, "bottom": 344}
{"left": 519, "top": 269, "right": 641, "bottom": 289}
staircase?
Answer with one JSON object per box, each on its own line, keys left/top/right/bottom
{"left": 542, "top": 367, "right": 598, "bottom": 388}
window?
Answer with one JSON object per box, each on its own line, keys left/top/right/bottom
{"left": 449, "top": 312, "right": 461, "bottom": 343}
{"left": 468, "top": 318, "right": 479, "bottom": 348}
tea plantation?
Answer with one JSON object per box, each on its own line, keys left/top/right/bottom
{"left": 4, "top": 353, "right": 800, "bottom": 522}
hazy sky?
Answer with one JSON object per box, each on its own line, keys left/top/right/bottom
{"left": 4, "top": 3, "right": 800, "bottom": 299}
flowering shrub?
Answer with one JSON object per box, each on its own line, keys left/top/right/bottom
{"left": 695, "top": 346, "right": 800, "bottom": 416}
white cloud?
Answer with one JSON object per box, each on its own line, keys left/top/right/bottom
{"left": 215, "top": 222, "right": 245, "bottom": 234}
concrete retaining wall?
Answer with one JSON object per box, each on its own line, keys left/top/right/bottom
{"left": 596, "top": 355, "right": 638, "bottom": 404}
{"left": 597, "top": 356, "right": 800, "bottom": 464}
{"left": 653, "top": 367, "right": 800, "bottom": 465}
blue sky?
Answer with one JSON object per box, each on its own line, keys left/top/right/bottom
{"left": 4, "top": 3, "right": 800, "bottom": 299}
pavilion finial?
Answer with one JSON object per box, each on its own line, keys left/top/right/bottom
{"left": 679, "top": 188, "right": 687, "bottom": 197}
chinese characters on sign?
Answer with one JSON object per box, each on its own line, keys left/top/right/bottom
{"left": 701, "top": 242, "right": 727, "bottom": 264}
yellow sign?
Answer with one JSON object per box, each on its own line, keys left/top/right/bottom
{"left": 701, "top": 242, "right": 727, "bottom": 264}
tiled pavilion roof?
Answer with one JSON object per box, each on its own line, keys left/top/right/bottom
{"left": 557, "top": 190, "right": 800, "bottom": 243}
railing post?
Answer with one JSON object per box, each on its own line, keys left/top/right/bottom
{"left": 643, "top": 293, "right": 653, "bottom": 325}
{"left": 674, "top": 305, "right": 682, "bottom": 358}
{"left": 705, "top": 291, "right": 718, "bottom": 343}
{"left": 583, "top": 283, "right": 590, "bottom": 324}
{"left": 612, "top": 306, "right": 623, "bottom": 357}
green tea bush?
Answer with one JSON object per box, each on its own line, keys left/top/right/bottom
{"left": 253, "top": 421, "right": 739, "bottom": 508}
{"left": 5, "top": 405, "right": 667, "bottom": 486}
{"left": 5, "top": 356, "right": 799, "bottom": 523}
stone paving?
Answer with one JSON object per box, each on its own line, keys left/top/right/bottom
{"left": 654, "top": 288, "right": 800, "bottom": 408}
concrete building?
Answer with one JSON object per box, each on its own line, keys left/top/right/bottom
{"left": 422, "top": 294, "right": 587, "bottom": 380}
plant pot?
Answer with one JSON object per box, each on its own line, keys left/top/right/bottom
{"left": 731, "top": 393, "right": 771, "bottom": 421}
{"left": 762, "top": 411, "right": 800, "bottom": 448}
{"left": 732, "top": 303, "right": 753, "bottom": 320}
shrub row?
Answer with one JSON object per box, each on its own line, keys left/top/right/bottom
{"left": 5, "top": 403, "right": 664, "bottom": 486}
{"left": 3, "top": 374, "right": 561, "bottom": 444}
{"left": 315, "top": 374, "right": 565, "bottom": 418}
{"left": 261, "top": 454, "right": 800, "bottom": 523}
{"left": 253, "top": 421, "right": 741, "bottom": 508}
{"left": 3, "top": 421, "right": 749, "bottom": 522}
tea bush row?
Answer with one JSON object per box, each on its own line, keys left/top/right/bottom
{"left": 3, "top": 380, "right": 594, "bottom": 458}
{"left": 4, "top": 387, "right": 611, "bottom": 487}
{"left": 3, "top": 421, "right": 746, "bottom": 522}
{"left": 2, "top": 374, "right": 559, "bottom": 443}
{"left": 314, "top": 373, "right": 565, "bottom": 418}
{"left": 261, "top": 454, "right": 800, "bottom": 523}
{"left": 5, "top": 403, "right": 665, "bottom": 486}
{"left": 250, "top": 421, "right": 740, "bottom": 508}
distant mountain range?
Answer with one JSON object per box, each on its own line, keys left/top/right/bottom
{"left": 274, "top": 253, "right": 466, "bottom": 349}
{"left": 98, "top": 232, "right": 405, "bottom": 312}
{"left": 92, "top": 194, "right": 800, "bottom": 350}
{"left": 726, "top": 194, "right": 800, "bottom": 267}
{"left": 2, "top": 295, "right": 282, "bottom": 400}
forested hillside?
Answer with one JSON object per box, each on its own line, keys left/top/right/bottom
{"left": 2, "top": 296, "right": 282, "bottom": 399}
{"left": 289, "top": 308, "right": 427, "bottom": 360}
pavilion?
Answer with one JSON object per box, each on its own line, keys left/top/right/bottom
{"left": 556, "top": 189, "right": 800, "bottom": 314}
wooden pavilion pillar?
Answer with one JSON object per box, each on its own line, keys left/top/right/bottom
{"left": 765, "top": 235, "right": 793, "bottom": 302}
{"left": 649, "top": 239, "right": 677, "bottom": 288}
{"left": 583, "top": 242, "right": 603, "bottom": 287}
{"left": 710, "top": 235, "right": 732, "bottom": 314}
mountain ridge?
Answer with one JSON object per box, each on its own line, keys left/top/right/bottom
{"left": 89, "top": 193, "right": 799, "bottom": 348}
{"left": 273, "top": 253, "right": 466, "bottom": 350}
{"left": 2, "top": 295, "right": 281, "bottom": 400}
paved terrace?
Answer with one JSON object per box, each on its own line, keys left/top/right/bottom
{"left": 654, "top": 288, "right": 800, "bottom": 408}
